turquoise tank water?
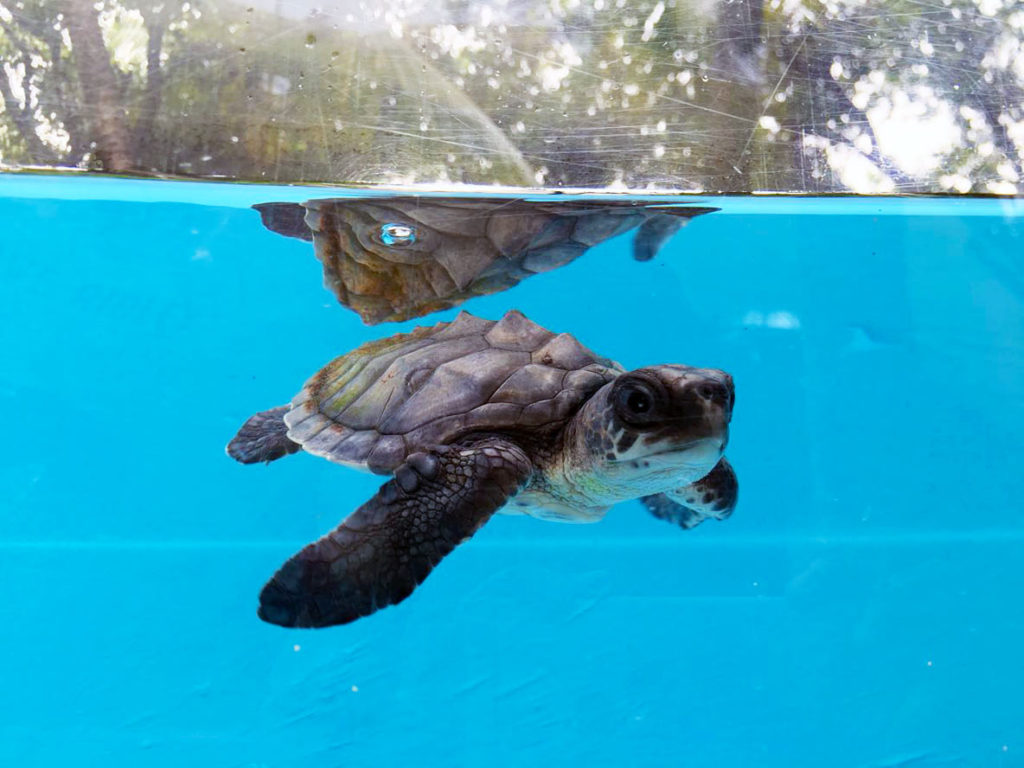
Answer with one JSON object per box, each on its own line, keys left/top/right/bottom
{"left": 1, "top": 175, "right": 1022, "bottom": 766}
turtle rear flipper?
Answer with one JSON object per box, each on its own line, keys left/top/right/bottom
{"left": 258, "top": 438, "right": 534, "bottom": 628}
{"left": 227, "top": 406, "right": 302, "bottom": 464}
{"left": 641, "top": 457, "right": 738, "bottom": 529}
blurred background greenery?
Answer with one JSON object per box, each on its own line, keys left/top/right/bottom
{"left": 1, "top": 0, "right": 1021, "bottom": 193}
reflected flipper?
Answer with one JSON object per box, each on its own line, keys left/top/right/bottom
{"left": 633, "top": 214, "right": 686, "bottom": 262}
{"left": 632, "top": 208, "right": 720, "bottom": 261}
{"left": 641, "top": 457, "right": 738, "bottom": 529}
{"left": 258, "top": 438, "right": 534, "bottom": 628}
{"left": 253, "top": 203, "right": 313, "bottom": 241}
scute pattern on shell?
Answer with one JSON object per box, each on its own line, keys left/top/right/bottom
{"left": 283, "top": 310, "right": 622, "bottom": 474}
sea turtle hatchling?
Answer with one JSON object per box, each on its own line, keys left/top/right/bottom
{"left": 228, "top": 310, "right": 737, "bottom": 628}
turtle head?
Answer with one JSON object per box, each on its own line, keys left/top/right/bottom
{"left": 566, "top": 365, "right": 734, "bottom": 502}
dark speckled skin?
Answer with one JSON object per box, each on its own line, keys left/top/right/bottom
{"left": 641, "top": 458, "right": 739, "bottom": 529}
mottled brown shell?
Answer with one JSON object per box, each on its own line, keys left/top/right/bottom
{"left": 283, "top": 310, "right": 622, "bottom": 473}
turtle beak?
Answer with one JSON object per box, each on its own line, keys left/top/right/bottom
{"left": 695, "top": 369, "right": 733, "bottom": 419}
{"left": 667, "top": 368, "right": 733, "bottom": 435}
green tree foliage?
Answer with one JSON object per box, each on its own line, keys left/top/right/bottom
{"left": 1, "top": 0, "right": 1021, "bottom": 192}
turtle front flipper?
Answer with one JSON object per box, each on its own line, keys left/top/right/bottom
{"left": 258, "top": 438, "right": 534, "bottom": 628}
{"left": 632, "top": 214, "right": 686, "bottom": 262}
{"left": 641, "top": 457, "right": 738, "bottom": 530}
{"left": 632, "top": 207, "right": 719, "bottom": 261}
{"left": 227, "top": 406, "right": 302, "bottom": 464}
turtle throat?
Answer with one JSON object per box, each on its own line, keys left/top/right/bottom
{"left": 557, "top": 385, "right": 725, "bottom": 507}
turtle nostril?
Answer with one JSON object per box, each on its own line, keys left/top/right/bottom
{"left": 697, "top": 381, "right": 729, "bottom": 408}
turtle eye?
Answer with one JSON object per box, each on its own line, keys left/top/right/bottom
{"left": 614, "top": 381, "right": 658, "bottom": 425}
{"left": 627, "top": 390, "right": 651, "bottom": 414}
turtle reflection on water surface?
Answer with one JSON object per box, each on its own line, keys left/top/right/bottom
{"left": 255, "top": 196, "right": 718, "bottom": 324}
{"left": 228, "top": 310, "right": 737, "bottom": 628}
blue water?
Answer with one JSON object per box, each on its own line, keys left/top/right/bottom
{"left": 2, "top": 175, "right": 1022, "bottom": 767}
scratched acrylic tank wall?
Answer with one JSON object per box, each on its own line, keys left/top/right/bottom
{"left": 1, "top": 175, "right": 1022, "bottom": 767}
